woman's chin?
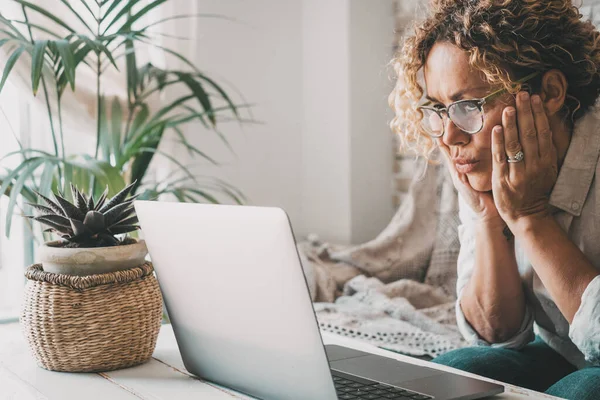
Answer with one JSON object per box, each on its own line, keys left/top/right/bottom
{"left": 466, "top": 173, "right": 492, "bottom": 192}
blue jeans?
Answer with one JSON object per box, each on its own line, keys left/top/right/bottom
{"left": 432, "top": 337, "right": 600, "bottom": 400}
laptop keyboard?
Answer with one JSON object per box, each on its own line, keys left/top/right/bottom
{"left": 332, "top": 370, "right": 433, "bottom": 400}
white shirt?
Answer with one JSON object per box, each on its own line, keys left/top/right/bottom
{"left": 455, "top": 104, "right": 600, "bottom": 369}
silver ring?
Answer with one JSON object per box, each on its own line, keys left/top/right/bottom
{"left": 507, "top": 150, "right": 524, "bottom": 163}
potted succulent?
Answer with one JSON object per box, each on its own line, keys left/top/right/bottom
{"left": 29, "top": 181, "right": 146, "bottom": 276}
{"left": 20, "top": 182, "right": 163, "bottom": 373}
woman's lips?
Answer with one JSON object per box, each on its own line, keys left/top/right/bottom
{"left": 454, "top": 160, "right": 480, "bottom": 174}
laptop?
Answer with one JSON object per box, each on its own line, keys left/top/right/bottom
{"left": 134, "top": 200, "right": 503, "bottom": 400}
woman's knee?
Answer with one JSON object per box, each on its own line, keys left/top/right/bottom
{"left": 546, "top": 367, "right": 600, "bottom": 400}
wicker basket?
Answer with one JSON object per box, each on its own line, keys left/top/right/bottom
{"left": 20, "top": 262, "right": 163, "bottom": 372}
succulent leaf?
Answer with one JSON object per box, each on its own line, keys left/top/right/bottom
{"left": 99, "top": 181, "right": 137, "bottom": 213}
{"left": 111, "top": 215, "right": 138, "bottom": 227}
{"left": 26, "top": 203, "right": 54, "bottom": 216}
{"left": 34, "top": 216, "right": 73, "bottom": 232}
{"left": 30, "top": 183, "right": 140, "bottom": 248}
{"left": 109, "top": 225, "right": 140, "bottom": 235}
{"left": 83, "top": 211, "right": 106, "bottom": 232}
{"left": 98, "top": 232, "right": 119, "bottom": 246}
{"left": 70, "top": 218, "right": 91, "bottom": 237}
{"left": 71, "top": 184, "right": 89, "bottom": 214}
{"left": 94, "top": 187, "right": 109, "bottom": 211}
{"left": 54, "top": 193, "right": 85, "bottom": 220}
{"left": 104, "top": 200, "right": 135, "bottom": 227}
{"left": 33, "top": 191, "right": 66, "bottom": 216}
{"left": 34, "top": 214, "right": 71, "bottom": 228}
{"left": 87, "top": 193, "right": 95, "bottom": 211}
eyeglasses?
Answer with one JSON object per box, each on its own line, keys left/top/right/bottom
{"left": 418, "top": 71, "right": 540, "bottom": 138}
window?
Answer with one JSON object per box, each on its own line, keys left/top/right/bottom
{"left": 0, "top": 81, "right": 32, "bottom": 323}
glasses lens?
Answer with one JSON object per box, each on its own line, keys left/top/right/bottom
{"left": 449, "top": 101, "right": 483, "bottom": 134}
{"left": 420, "top": 108, "right": 444, "bottom": 137}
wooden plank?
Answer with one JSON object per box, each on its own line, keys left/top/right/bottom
{"left": 101, "top": 358, "right": 244, "bottom": 400}
{"left": 0, "top": 323, "right": 139, "bottom": 400}
{"left": 0, "top": 364, "right": 48, "bottom": 400}
{"left": 1, "top": 322, "right": 560, "bottom": 400}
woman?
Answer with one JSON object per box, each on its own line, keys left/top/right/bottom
{"left": 390, "top": 0, "right": 600, "bottom": 398}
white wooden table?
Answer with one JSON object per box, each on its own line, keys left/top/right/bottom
{"left": 0, "top": 323, "right": 562, "bottom": 400}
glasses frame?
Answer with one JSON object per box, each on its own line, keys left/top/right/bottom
{"left": 418, "top": 71, "right": 540, "bottom": 138}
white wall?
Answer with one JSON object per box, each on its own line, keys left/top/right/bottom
{"left": 168, "top": 0, "right": 396, "bottom": 244}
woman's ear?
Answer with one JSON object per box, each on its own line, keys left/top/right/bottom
{"left": 539, "top": 70, "right": 568, "bottom": 116}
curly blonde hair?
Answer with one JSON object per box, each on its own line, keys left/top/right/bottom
{"left": 390, "top": 0, "right": 600, "bottom": 158}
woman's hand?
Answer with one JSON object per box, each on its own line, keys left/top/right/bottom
{"left": 439, "top": 143, "right": 501, "bottom": 223}
{"left": 491, "top": 92, "right": 558, "bottom": 230}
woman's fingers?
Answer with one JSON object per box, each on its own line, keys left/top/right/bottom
{"left": 491, "top": 125, "right": 508, "bottom": 183}
{"left": 502, "top": 105, "right": 525, "bottom": 180}
{"left": 515, "top": 91, "right": 539, "bottom": 166}
{"left": 531, "top": 94, "right": 553, "bottom": 163}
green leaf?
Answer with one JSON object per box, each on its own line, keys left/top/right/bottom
{"left": 114, "top": 0, "right": 168, "bottom": 34}
{"left": 125, "top": 39, "right": 137, "bottom": 102}
{"left": 5, "top": 158, "right": 45, "bottom": 236}
{"left": 76, "top": 0, "right": 97, "bottom": 23}
{"left": 139, "top": 13, "right": 235, "bottom": 32}
{"left": 0, "top": 38, "right": 13, "bottom": 49}
{"left": 54, "top": 39, "right": 76, "bottom": 90}
{"left": 31, "top": 40, "right": 48, "bottom": 95}
{"left": 62, "top": 161, "right": 73, "bottom": 198}
{"left": 146, "top": 94, "right": 195, "bottom": 126}
{"left": 181, "top": 187, "right": 220, "bottom": 204}
{"left": 101, "top": 0, "right": 144, "bottom": 34}
{"left": 171, "top": 126, "right": 218, "bottom": 165}
{"left": 98, "top": 96, "right": 110, "bottom": 162}
{"left": 4, "top": 19, "right": 62, "bottom": 39}
{"left": 38, "top": 160, "right": 56, "bottom": 197}
{"left": 126, "top": 103, "right": 149, "bottom": 141}
{"left": 0, "top": 158, "right": 41, "bottom": 200}
{"left": 57, "top": 0, "right": 94, "bottom": 34}
{"left": 72, "top": 35, "right": 119, "bottom": 70}
{"left": 110, "top": 97, "right": 123, "bottom": 161}
{"left": 174, "top": 72, "right": 215, "bottom": 125}
{"left": 197, "top": 73, "right": 239, "bottom": 117}
{"left": 13, "top": 0, "right": 76, "bottom": 33}
{"left": 136, "top": 146, "right": 195, "bottom": 181}
{"left": 0, "top": 46, "right": 25, "bottom": 94}
{"left": 136, "top": 39, "right": 198, "bottom": 72}
{"left": 69, "top": 155, "right": 126, "bottom": 196}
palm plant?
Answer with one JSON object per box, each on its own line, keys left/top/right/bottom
{"left": 0, "top": 0, "right": 248, "bottom": 238}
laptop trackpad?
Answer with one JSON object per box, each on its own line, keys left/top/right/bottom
{"left": 331, "top": 355, "right": 443, "bottom": 385}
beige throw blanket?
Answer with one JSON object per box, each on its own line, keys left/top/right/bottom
{"left": 298, "top": 158, "right": 466, "bottom": 357}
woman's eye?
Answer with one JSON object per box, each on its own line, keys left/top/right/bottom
{"left": 463, "top": 103, "right": 479, "bottom": 112}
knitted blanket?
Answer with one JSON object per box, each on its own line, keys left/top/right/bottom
{"left": 298, "top": 158, "right": 466, "bottom": 358}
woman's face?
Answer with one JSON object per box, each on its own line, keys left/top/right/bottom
{"left": 423, "top": 42, "right": 514, "bottom": 192}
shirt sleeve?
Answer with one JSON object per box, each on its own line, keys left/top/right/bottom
{"left": 569, "top": 274, "right": 600, "bottom": 366}
{"left": 454, "top": 194, "right": 535, "bottom": 349}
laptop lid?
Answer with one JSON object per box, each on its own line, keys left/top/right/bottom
{"left": 134, "top": 201, "right": 337, "bottom": 400}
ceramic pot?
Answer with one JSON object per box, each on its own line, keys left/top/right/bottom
{"left": 37, "top": 239, "right": 148, "bottom": 276}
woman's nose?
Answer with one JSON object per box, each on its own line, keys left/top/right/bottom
{"left": 442, "top": 116, "right": 470, "bottom": 147}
